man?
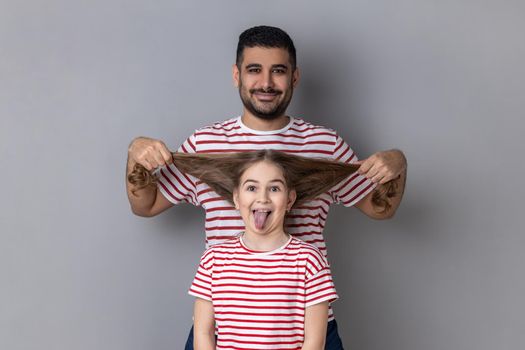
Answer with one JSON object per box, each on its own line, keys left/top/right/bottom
{"left": 126, "top": 26, "right": 406, "bottom": 349}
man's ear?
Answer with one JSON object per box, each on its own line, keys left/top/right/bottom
{"left": 233, "top": 189, "right": 240, "bottom": 210}
{"left": 232, "top": 64, "right": 240, "bottom": 88}
{"left": 287, "top": 189, "right": 297, "bottom": 211}
{"left": 292, "top": 67, "right": 300, "bottom": 88}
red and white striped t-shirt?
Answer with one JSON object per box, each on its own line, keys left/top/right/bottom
{"left": 158, "top": 116, "right": 375, "bottom": 253}
{"left": 189, "top": 236, "right": 338, "bottom": 350}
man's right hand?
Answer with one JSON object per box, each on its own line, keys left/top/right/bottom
{"left": 126, "top": 137, "right": 174, "bottom": 217}
{"left": 128, "top": 137, "right": 173, "bottom": 171}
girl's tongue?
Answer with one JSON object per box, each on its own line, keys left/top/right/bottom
{"left": 253, "top": 210, "right": 271, "bottom": 230}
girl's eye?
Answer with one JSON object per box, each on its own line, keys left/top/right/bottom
{"left": 247, "top": 185, "right": 256, "bottom": 191}
{"left": 270, "top": 186, "right": 281, "bottom": 192}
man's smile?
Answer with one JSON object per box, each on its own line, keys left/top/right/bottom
{"left": 251, "top": 89, "right": 282, "bottom": 102}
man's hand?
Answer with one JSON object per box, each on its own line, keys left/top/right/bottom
{"left": 128, "top": 137, "right": 173, "bottom": 171}
{"left": 126, "top": 137, "right": 174, "bottom": 217}
{"left": 355, "top": 149, "right": 407, "bottom": 184}
{"left": 354, "top": 149, "right": 407, "bottom": 219}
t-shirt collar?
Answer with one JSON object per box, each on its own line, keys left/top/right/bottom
{"left": 239, "top": 234, "right": 293, "bottom": 255}
{"left": 237, "top": 116, "right": 294, "bottom": 135}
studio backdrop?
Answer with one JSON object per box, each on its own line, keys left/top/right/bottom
{"left": 1, "top": 1, "right": 524, "bottom": 349}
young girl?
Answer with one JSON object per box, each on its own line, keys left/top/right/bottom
{"left": 129, "top": 150, "right": 397, "bottom": 349}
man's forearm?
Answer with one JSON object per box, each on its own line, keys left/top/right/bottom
{"left": 126, "top": 137, "right": 175, "bottom": 217}
{"left": 355, "top": 150, "right": 407, "bottom": 219}
{"left": 355, "top": 170, "right": 406, "bottom": 219}
{"left": 126, "top": 154, "right": 161, "bottom": 217}
{"left": 383, "top": 166, "right": 406, "bottom": 217}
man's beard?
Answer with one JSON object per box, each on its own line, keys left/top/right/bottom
{"left": 238, "top": 82, "right": 293, "bottom": 120}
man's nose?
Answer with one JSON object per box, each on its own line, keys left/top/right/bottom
{"left": 260, "top": 71, "right": 274, "bottom": 90}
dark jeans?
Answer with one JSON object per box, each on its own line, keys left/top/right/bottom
{"left": 184, "top": 319, "right": 344, "bottom": 349}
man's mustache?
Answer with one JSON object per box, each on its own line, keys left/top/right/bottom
{"left": 249, "top": 88, "right": 283, "bottom": 95}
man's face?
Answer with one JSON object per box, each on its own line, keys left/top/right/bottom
{"left": 234, "top": 47, "right": 299, "bottom": 120}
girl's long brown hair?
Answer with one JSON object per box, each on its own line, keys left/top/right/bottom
{"left": 128, "top": 150, "right": 397, "bottom": 213}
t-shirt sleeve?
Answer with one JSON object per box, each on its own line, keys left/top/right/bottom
{"left": 330, "top": 134, "right": 376, "bottom": 207}
{"left": 304, "top": 248, "right": 338, "bottom": 308}
{"left": 157, "top": 133, "right": 200, "bottom": 206}
{"left": 188, "top": 248, "right": 214, "bottom": 301}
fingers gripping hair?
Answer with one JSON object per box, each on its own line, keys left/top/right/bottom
{"left": 127, "top": 152, "right": 240, "bottom": 202}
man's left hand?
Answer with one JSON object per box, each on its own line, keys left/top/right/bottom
{"left": 355, "top": 149, "right": 407, "bottom": 184}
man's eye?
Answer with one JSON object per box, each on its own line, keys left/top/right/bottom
{"left": 272, "top": 69, "right": 285, "bottom": 74}
{"left": 248, "top": 68, "right": 260, "bottom": 73}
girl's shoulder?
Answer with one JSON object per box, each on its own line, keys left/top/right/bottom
{"left": 289, "top": 237, "right": 326, "bottom": 261}
{"left": 206, "top": 236, "right": 242, "bottom": 253}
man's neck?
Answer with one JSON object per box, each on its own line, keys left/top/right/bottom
{"left": 241, "top": 113, "right": 290, "bottom": 131}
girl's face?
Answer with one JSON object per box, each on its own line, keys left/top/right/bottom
{"left": 233, "top": 160, "right": 296, "bottom": 237}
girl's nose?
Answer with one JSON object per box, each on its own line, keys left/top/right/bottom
{"left": 256, "top": 190, "right": 270, "bottom": 203}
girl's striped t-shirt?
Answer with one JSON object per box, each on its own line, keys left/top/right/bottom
{"left": 189, "top": 236, "right": 338, "bottom": 350}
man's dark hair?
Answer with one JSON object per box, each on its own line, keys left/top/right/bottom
{"left": 236, "top": 25, "right": 297, "bottom": 70}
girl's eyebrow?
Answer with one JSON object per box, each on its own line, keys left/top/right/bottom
{"left": 242, "top": 179, "right": 285, "bottom": 185}
{"left": 269, "top": 179, "right": 286, "bottom": 185}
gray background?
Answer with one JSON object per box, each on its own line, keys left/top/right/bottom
{"left": 2, "top": 0, "right": 524, "bottom": 349}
